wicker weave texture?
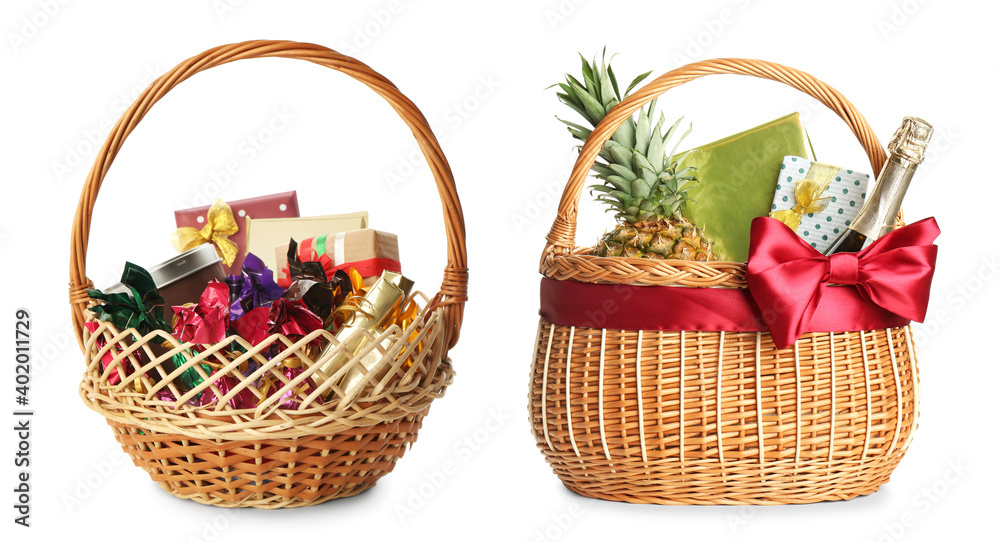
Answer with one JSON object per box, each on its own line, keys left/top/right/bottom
{"left": 69, "top": 40, "right": 467, "bottom": 508}
{"left": 531, "top": 58, "right": 919, "bottom": 505}
{"left": 530, "top": 325, "right": 918, "bottom": 504}
{"left": 81, "top": 294, "right": 450, "bottom": 439}
{"left": 108, "top": 413, "right": 425, "bottom": 509}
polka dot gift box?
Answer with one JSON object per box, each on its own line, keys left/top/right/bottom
{"left": 769, "top": 156, "right": 870, "bottom": 253}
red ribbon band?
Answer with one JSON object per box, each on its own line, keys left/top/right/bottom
{"left": 539, "top": 217, "right": 938, "bottom": 350}
{"left": 539, "top": 277, "right": 908, "bottom": 334}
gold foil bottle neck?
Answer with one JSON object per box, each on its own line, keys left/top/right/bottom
{"left": 887, "top": 116, "right": 933, "bottom": 165}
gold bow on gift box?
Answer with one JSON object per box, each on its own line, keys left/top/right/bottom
{"left": 169, "top": 199, "right": 239, "bottom": 266}
{"left": 769, "top": 162, "right": 840, "bottom": 232}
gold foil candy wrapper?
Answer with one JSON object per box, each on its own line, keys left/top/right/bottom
{"left": 311, "top": 271, "right": 414, "bottom": 399}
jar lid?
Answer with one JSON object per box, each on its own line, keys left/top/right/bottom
{"left": 105, "top": 244, "right": 222, "bottom": 293}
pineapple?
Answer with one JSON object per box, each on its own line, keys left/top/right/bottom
{"left": 555, "top": 53, "right": 716, "bottom": 261}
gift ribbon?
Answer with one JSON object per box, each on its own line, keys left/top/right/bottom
{"left": 539, "top": 278, "right": 908, "bottom": 338}
{"left": 170, "top": 199, "right": 239, "bottom": 266}
{"left": 768, "top": 162, "right": 840, "bottom": 232}
{"left": 539, "top": 217, "right": 938, "bottom": 350}
{"left": 746, "top": 216, "right": 939, "bottom": 349}
{"left": 280, "top": 232, "right": 401, "bottom": 287}
{"left": 323, "top": 256, "right": 400, "bottom": 278}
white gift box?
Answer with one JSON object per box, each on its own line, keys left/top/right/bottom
{"left": 769, "top": 156, "right": 871, "bottom": 252}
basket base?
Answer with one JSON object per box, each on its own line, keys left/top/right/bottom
{"left": 156, "top": 479, "right": 377, "bottom": 509}
{"left": 561, "top": 479, "right": 883, "bottom": 506}
{"left": 107, "top": 411, "right": 427, "bottom": 509}
{"left": 548, "top": 455, "right": 899, "bottom": 505}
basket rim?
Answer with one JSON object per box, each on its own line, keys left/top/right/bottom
{"left": 80, "top": 302, "right": 454, "bottom": 441}
{"left": 540, "top": 214, "right": 906, "bottom": 289}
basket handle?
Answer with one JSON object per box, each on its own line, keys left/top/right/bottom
{"left": 69, "top": 40, "right": 467, "bottom": 352}
{"left": 544, "top": 58, "right": 887, "bottom": 254}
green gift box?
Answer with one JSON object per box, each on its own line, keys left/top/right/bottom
{"left": 677, "top": 112, "right": 814, "bottom": 262}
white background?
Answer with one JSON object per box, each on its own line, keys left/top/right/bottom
{"left": 2, "top": 1, "right": 998, "bottom": 541}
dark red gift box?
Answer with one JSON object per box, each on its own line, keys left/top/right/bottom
{"left": 173, "top": 191, "right": 300, "bottom": 273}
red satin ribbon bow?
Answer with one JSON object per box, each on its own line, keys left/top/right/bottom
{"left": 746, "top": 216, "right": 940, "bottom": 350}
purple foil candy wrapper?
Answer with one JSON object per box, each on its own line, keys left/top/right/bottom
{"left": 228, "top": 253, "right": 286, "bottom": 320}
{"left": 197, "top": 374, "right": 256, "bottom": 410}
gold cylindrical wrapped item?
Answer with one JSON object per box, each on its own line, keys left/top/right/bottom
{"left": 311, "top": 270, "right": 414, "bottom": 398}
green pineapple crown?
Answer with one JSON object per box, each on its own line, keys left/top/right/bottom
{"left": 555, "top": 50, "right": 698, "bottom": 224}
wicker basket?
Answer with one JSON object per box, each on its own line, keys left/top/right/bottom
{"left": 69, "top": 41, "right": 468, "bottom": 509}
{"left": 529, "top": 59, "right": 920, "bottom": 505}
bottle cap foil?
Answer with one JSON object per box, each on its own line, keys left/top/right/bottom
{"left": 888, "top": 116, "right": 933, "bottom": 164}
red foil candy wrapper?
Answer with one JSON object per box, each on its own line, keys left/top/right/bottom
{"left": 84, "top": 321, "right": 128, "bottom": 385}
{"left": 171, "top": 281, "right": 231, "bottom": 344}
{"left": 231, "top": 298, "right": 324, "bottom": 348}
{"left": 231, "top": 306, "right": 272, "bottom": 346}
{"left": 269, "top": 298, "right": 323, "bottom": 339}
{"left": 197, "top": 374, "right": 256, "bottom": 410}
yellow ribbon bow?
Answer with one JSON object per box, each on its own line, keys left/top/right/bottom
{"left": 769, "top": 162, "right": 840, "bottom": 232}
{"left": 169, "top": 199, "right": 239, "bottom": 266}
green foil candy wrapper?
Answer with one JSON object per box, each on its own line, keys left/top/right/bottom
{"left": 87, "top": 262, "right": 172, "bottom": 339}
{"left": 172, "top": 353, "right": 211, "bottom": 394}
{"left": 677, "top": 112, "right": 814, "bottom": 262}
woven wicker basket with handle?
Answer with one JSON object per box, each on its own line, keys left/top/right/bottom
{"left": 530, "top": 59, "right": 919, "bottom": 505}
{"left": 68, "top": 40, "right": 468, "bottom": 509}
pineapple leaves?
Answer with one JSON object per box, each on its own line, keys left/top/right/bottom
{"left": 610, "top": 115, "right": 636, "bottom": 149}
{"left": 604, "top": 140, "right": 633, "bottom": 167}
{"left": 591, "top": 164, "right": 617, "bottom": 179}
{"left": 630, "top": 177, "right": 651, "bottom": 199}
{"left": 555, "top": 93, "right": 591, "bottom": 125}
{"left": 607, "top": 64, "right": 622, "bottom": 101}
{"left": 568, "top": 79, "right": 605, "bottom": 125}
{"left": 624, "top": 71, "right": 653, "bottom": 97}
{"left": 666, "top": 119, "right": 694, "bottom": 163}
{"left": 634, "top": 106, "right": 651, "bottom": 155}
{"left": 646, "top": 113, "right": 666, "bottom": 174}
{"left": 607, "top": 163, "right": 637, "bottom": 181}
{"left": 556, "top": 51, "right": 701, "bottom": 229}
{"left": 590, "top": 185, "right": 630, "bottom": 203}
{"left": 579, "top": 53, "right": 596, "bottom": 91}
{"left": 558, "top": 118, "right": 593, "bottom": 141}
{"left": 605, "top": 175, "right": 632, "bottom": 192}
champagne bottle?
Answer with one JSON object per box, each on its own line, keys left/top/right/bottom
{"left": 823, "top": 116, "right": 933, "bottom": 255}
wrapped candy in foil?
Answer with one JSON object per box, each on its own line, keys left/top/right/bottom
{"left": 87, "top": 263, "right": 176, "bottom": 391}
{"left": 227, "top": 253, "right": 286, "bottom": 320}
{"left": 258, "top": 366, "right": 324, "bottom": 410}
{"left": 231, "top": 307, "right": 271, "bottom": 347}
{"left": 231, "top": 298, "right": 325, "bottom": 351}
{"left": 197, "top": 373, "right": 256, "bottom": 410}
{"left": 171, "top": 281, "right": 230, "bottom": 344}
{"left": 269, "top": 298, "right": 324, "bottom": 340}
{"left": 86, "top": 262, "right": 172, "bottom": 339}
{"left": 171, "top": 351, "right": 213, "bottom": 398}
{"left": 282, "top": 238, "right": 355, "bottom": 324}
{"left": 84, "top": 321, "right": 129, "bottom": 385}
{"left": 311, "top": 270, "right": 414, "bottom": 399}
